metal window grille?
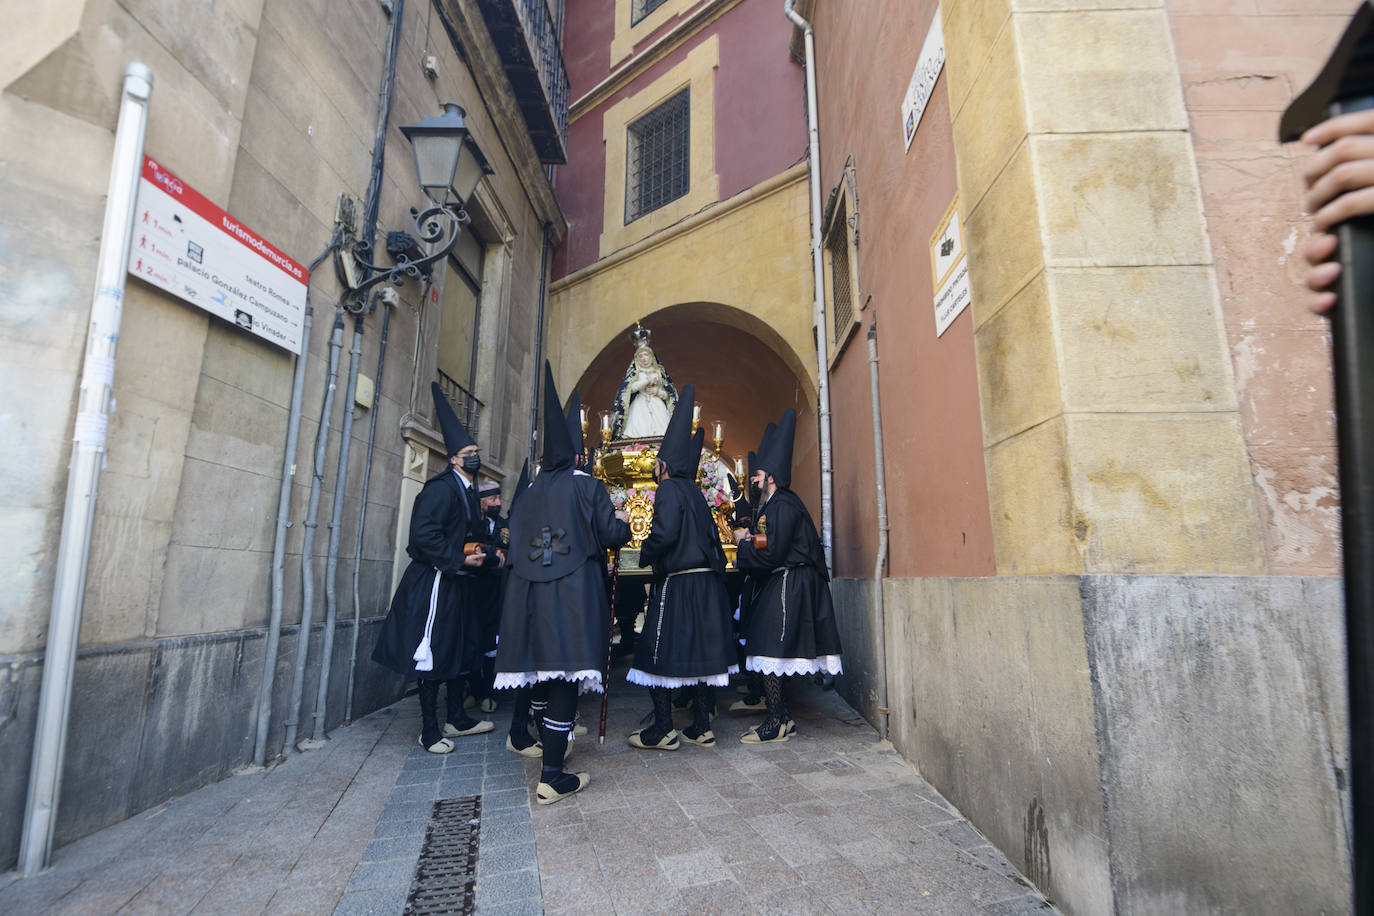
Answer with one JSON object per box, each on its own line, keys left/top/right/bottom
{"left": 625, "top": 88, "right": 690, "bottom": 223}
{"left": 437, "top": 370, "right": 484, "bottom": 436}
{"left": 632, "top": 0, "right": 670, "bottom": 25}
{"left": 827, "top": 200, "right": 854, "bottom": 346}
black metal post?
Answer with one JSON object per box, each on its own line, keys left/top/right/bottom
{"left": 1281, "top": 8, "right": 1374, "bottom": 907}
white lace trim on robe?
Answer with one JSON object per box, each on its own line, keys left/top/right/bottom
{"left": 745, "top": 655, "right": 843, "bottom": 677}
{"left": 494, "top": 669, "right": 604, "bottom": 695}
{"left": 625, "top": 665, "right": 739, "bottom": 689}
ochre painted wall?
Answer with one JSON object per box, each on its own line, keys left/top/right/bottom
{"left": 1164, "top": 3, "right": 1346, "bottom": 575}
{"left": 810, "top": 0, "right": 996, "bottom": 579}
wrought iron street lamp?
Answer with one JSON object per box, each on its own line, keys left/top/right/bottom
{"left": 342, "top": 102, "right": 493, "bottom": 310}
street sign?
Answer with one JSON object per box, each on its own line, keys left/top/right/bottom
{"left": 129, "top": 156, "right": 309, "bottom": 353}
{"left": 901, "top": 9, "right": 945, "bottom": 152}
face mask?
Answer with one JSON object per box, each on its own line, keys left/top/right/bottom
{"left": 484, "top": 504, "right": 500, "bottom": 519}
{"left": 461, "top": 454, "right": 481, "bottom": 473}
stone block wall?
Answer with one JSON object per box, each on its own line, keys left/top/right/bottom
{"left": 835, "top": 575, "right": 1350, "bottom": 914}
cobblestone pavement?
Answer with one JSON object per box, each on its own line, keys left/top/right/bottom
{"left": 0, "top": 669, "right": 1057, "bottom": 915}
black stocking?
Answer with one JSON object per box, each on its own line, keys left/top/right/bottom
{"left": 686, "top": 684, "right": 714, "bottom": 738}
{"left": 445, "top": 676, "right": 477, "bottom": 729}
{"left": 508, "top": 685, "right": 537, "bottom": 750}
{"left": 759, "top": 674, "right": 786, "bottom": 739}
{"left": 640, "top": 687, "right": 674, "bottom": 745}
{"left": 417, "top": 679, "right": 442, "bottom": 746}
{"left": 540, "top": 680, "right": 580, "bottom": 793}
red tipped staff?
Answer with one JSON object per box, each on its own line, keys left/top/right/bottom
{"left": 599, "top": 549, "right": 621, "bottom": 744}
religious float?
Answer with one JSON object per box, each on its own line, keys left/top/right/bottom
{"left": 579, "top": 325, "right": 743, "bottom": 574}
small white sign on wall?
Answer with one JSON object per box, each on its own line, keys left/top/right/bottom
{"left": 901, "top": 9, "right": 946, "bottom": 152}
{"left": 931, "top": 195, "right": 971, "bottom": 337}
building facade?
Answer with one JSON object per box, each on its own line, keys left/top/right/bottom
{"left": 549, "top": 0, "right": 822, "bottom": 507}
{"left": 1, "top": 0, "right": 565, "bottom": 868}
{"left": 802, "top": 1, "right": 1351, "bottom": 914}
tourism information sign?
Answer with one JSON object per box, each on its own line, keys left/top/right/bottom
{"left": 129, "top": 155, "right": 309, "bottom": 353}
{"left": 930, "top": 195, "right": 971, "bottom": 337}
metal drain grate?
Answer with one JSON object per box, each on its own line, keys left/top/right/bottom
{"left": 405, "top": 795, "right": 482, "bottom": 914}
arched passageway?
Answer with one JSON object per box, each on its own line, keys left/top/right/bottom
{"left": 566, "top": 303, "right": 821, "bottom": 516}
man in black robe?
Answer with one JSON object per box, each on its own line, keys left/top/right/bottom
{"left": 495, "top": 363, "right": 631, "bottom": 803}
{"left": 465, "top": 478, "right": 507, "bottom": 714}
{"left": 372, "top": 383, "right": 496, "bottom": 753}
{"left": 626, "top": 384, "right": 737, "bottom": 750}
{"left": 733, "top": 409, "right": 843, "bottom": 744}
{"left": 728, "top": 449, "right": 767, "bottom": 715}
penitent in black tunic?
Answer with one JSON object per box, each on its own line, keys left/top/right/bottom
{"left": 628, "top": 476, "right": 737, "bottom": 687}
{"left": 372, "top": 470, "right": 482, "bottom": 681}
{"left": 737, "top": 488, "right": 843, "bottom": 676}
{"left": 494, "top": 469, "right": 631, "bottom": 695}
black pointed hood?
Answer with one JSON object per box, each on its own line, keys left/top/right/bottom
{"left": 509, "top": 458, "right": 531, "bottom": 511}
{"left": 747, "top": 450, "right": 758, "bottom": 479}
{"left": 431, "top": 381, "right": 477, "bottom": 456}
{"left": 565, "top": 390, "right": 584, "bottom": 457}
{"left": 687, "top": 427, "right": 706, "bottom": 479}
{"left": 658, "top": 383, "right": 697, "bottom": 477}
{"left": 540, "top": 362, "right": 575, "bottom": 471}
{"left": 756, "top": 409, "right": 796, "bottom": 488}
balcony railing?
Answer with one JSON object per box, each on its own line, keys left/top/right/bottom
{"left": 437, "top": 370, "right": 484, "bottom": 436}
{"left": 475, "top": 0, "right": 570, "bottom": 164}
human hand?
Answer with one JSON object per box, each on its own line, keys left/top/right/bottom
{"left": 615, "top": 509, "right": 630, "bottom": 523}
{"left": 732, "top": 528, "right": 748, "bottom": 544}
{"left": 1299, "top": 109, "right": 1374, "bottom": 313}
{"left": 463, "top": 550, "right": 486, "bottom": 567}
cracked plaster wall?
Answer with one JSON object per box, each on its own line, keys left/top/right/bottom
{"left": 1164, "top": 2, "right": 1348, "bottom": 575}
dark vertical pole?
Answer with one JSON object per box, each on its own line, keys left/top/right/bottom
{"left": 1329, "top": 99, "right": 1374, "bottom": 915}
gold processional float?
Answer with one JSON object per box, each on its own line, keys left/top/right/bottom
{"left": 582, "top": 406, "right": 742, "bottom": 574}
{"left": 550, "top": 324, "right": 744, "bottom": 575}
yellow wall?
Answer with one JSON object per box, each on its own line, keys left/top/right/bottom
{"left": 549, "top": 164, "right": 815, "bottom": 397}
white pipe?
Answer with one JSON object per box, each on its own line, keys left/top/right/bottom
{"left": 867, "top": 320, "right": 890, "bottom": 741}
{"left": 18, "top": 62, "right": 153, "bottom": 874}
{"left": 784, "top": 0, "right": 834, "bottom": 574}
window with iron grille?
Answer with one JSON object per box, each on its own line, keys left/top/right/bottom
{"left": 827, "top": 201, "right": 854, "bottom": 347}
{"left": 632, "top": 0, "right": 670, "bottom": 25}
{"left": 625, "top": 88, "right": 690, "bottom": 223}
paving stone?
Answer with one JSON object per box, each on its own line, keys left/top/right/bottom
{"left": 435, "top": 775, "right": 484, "bottom": 798}
{"left": 483, "top": 787, "right": 534, "bottom": 811}
{"left": 478, "top": 840, "right": 540, "bottom": 877}
{"left": 474, "top": 867, "right": 542, "bottom": 908}
{"left": 980, "top": 894, "right": 1056, "bottom": 914}
{"left": 359, "top": 834, "right": 424, "bottom": 863}
{"left": 345, "top": 859, "right": 415, "bottom": 892}
{"left": 479, "top": 897, "right": 547, "bottom": 915}
{"left": 332, "top": 885, "right": 409, "bottom": 916}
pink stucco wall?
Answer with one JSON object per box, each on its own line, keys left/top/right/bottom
{"left": 1164, "top": 2, "right": 1348, "bottom": 574}
{"left": 553, "top": 0, "right": 806, "bottom": 278}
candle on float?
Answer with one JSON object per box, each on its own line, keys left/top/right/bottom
{"left": 712, "top": 419, "right": 725, "bottom": 441}
{"left": 599, "top": 410, "right": 611, "bottom": 432}
{"left": 733, "top": 455, "right": 745, "bottom": 479}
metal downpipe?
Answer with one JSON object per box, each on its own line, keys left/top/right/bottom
{"left": 346, "top": 293, "right": 393, "bottom": 724}
{"left": 285, "top": 310, "right": 345, "bottom": 751}
{"left": 783, "top": 0, "right": 834, "bottom": 574}
{"left": 867, "top": 320, "right": 890, "bottom": 741}
{"left": 311, "top": 316, "right": 364, "bottom": 742}
{"left": 255, "top": 305, "right": 312, "bottom": 766}
{"left": 18, "top": 62, "right": 152, "bottom": 875}
{"left": 254, "top": 228, "right": 342, "bottom": 767}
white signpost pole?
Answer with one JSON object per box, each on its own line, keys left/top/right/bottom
{"left": 19, "top": 62, "right": 153, "bottom": 875}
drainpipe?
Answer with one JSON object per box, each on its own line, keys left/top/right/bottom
{"left": 18, "top": 62, "right": 153, "bottom": 874}
{"left": 783, "top": 0, "right": 834, "bottom": 575}
{"left": 310, "top": 314, "right": 364, "bottom": 743}
{"left": 530, "top": 225, "right": 552, "bottom": 457}
{"left": 253, "top": 229, "right": 343, "bottom": 768}
{"left": 346, "top": 289, "right": 395, "bottom": 724}
{"left": 867, "top": 319, "right": 890, "bottom": 741}
{"left": 285, "top": 310, "right": 345, "bottom": 751}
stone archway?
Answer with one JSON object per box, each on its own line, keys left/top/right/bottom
{"left": 565, "top": 303, "right": 821, "bottom": 515}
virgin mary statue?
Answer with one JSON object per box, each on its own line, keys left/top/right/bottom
{"left": 611, "top": 325, "right": 677, "bottom": 440}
